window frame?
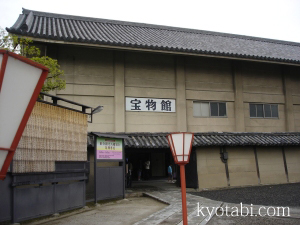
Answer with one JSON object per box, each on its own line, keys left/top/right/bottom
{"left": 249, "top": 103, "right": 279, "bottom": 119}
{"left": 193, "top": 101, "right": 227, "bottom": 118}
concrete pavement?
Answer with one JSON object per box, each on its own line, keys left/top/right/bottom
{"left": 133, "top": 191, "right": 222, "bottom": 225}
{"left": 35, "top": 197, "right": 166, "bottom": 225}
{"left": 22, "top": 180, "right": 300, "bottom": 225}
{"left": 130, "top": 180, "right": 300, "bottom": 225}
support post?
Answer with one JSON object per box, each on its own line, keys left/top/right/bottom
{"left": 122, "top": 140, "right": 125, "bottom": 199}
{"left": 12, "top": 185, "right": 16, "bottom": 224}
{"left": 233, "top": 62, "right": 245, "bottom": 132}
{"left": 94, "top": 136, "right": 97, "bottom": 204}
{"left": 114, "top": 51, "right": 125, "bottom": 132}
{"left": 53, "top": 182, "right": 57, "bottom": 213}
{"left": 180, "top": 164, "right": 188, "bottom": 225}
{"left": 175, "top": 56, "right": 187, "bottom": 132}
{"left": 282, "top": 67, "right": 295, "bottom": 132}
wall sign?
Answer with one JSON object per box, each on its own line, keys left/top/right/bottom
{"left": 96, "top": 137, "right": 123, "bottom": 160}
{"left": 126, "top": 97, "right": 176, "bottom": 112}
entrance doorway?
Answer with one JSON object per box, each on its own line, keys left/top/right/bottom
{"left": 125, "top": 148, "right": 175, "bottom": 181}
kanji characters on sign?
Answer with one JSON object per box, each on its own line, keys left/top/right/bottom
{"left": 126, "top": 97, "right": 176, "bottom": 112}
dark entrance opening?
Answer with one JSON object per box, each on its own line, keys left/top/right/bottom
{"left": 125, "top": 148, "right": 175, "bottom": 181}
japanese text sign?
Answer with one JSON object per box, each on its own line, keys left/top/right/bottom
{"left": 96, "top": 137, "right": 123, "bottom": 160}
{"left": 126, "top": 97, "right": 176, "bottom": 112}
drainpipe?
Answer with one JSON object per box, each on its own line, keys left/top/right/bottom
{"left": 220, "top": 146, "right": 230, "bottom": 186}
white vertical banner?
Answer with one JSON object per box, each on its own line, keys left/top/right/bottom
{"left": 126, "top": 97, "right": 176, "bottom": 112}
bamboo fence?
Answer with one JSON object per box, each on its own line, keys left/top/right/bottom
{"left": 13, "top": 102, "right": 88, "bottom": 173}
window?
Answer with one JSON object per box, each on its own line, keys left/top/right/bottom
{"left": 250, "top": 104, "right": 278, "bottom": 118}
{"left": 193, "top": 102, "right": 227, "bottom": 117}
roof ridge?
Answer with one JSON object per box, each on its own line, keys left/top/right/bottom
{"left": 21, "top": 8, "right": 300, "bottom": 48}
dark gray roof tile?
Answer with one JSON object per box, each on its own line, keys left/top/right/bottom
{"left": 88, "top": 132, "right": 300, "bottom": 148}
{"left": 7, "top": 8, "right": 300, "bottom": 65}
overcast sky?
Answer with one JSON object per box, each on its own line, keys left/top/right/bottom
{"left": 1, "top": 0, "right": 300, "bottom": 43}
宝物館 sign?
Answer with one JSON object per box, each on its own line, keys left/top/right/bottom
{"left": 126, "top": 97, "right": 176, "bottom": 112}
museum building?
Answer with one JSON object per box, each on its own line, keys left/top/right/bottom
{"left": 7, "top": 8, "right": 300, "bottom": 190}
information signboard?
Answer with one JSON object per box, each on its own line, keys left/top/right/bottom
{"left": 126, "top": 97, "right": 176, "bottom": 112}
{"left": 96, "top": 137, "right": 123, "bottom": 160}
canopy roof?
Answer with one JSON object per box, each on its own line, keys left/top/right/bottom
{"left": 88, "top": 132, "right": 300, "bottom": 148}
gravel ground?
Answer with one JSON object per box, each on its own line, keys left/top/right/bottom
{"left": 189, "top": 183, "right": 300, "bottom": 207}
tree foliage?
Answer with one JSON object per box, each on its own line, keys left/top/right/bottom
{"left": 0, "top": 27, "right": 66, "bottom": 93}
{"left": 0, "top": 27, "right": 19, "bottom": 51}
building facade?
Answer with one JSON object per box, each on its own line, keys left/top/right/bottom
{"left": 7, "top": 8, "right": 300, "bottom": 189}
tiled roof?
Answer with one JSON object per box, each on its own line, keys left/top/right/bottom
{"left": 7, "top": 8, "right": 300, "bottom": 65}
{"left": 88, "top": 132, "right": 300, "bottom": 148}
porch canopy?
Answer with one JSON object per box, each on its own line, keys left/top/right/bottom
{"left": 88, "top": 132, "right": 300, "bottom": 148}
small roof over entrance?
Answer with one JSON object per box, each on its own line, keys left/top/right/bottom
{"left": 88, "top": 132, "right": 300, "bottom": 148}
{"left": 91, "top": 132, "right": 128, "bottom": 139}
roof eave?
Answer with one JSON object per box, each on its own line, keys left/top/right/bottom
{"left": 15, "top": 35, "right": 300, "bottom": 67}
